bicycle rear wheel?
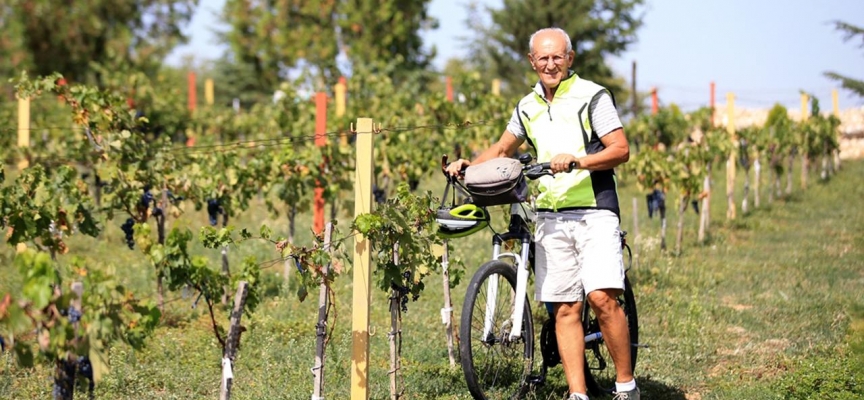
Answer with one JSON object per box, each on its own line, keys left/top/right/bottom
{"left": 583, "top": 275, "right": 638, "bottom": 396}
{"left": 460, "top": 260, "right": 535, "bottom": 400}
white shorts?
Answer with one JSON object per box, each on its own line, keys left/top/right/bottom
{"left": 533, "top": 212, "right": 625, "bottom": 303}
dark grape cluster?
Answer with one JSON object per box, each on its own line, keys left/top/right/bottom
{"left": 77, "top": 356, "right": 95, "bottom": 395}
{"left": 77, "top": 357, "right": 93, "bottom": 381}
{"left": 390, "top": 271, "right": 416, "bottom": 313}
{"left": 120, "top": 218, "right": 135, "bottom": 249}
{"left": 206, "top": 199, "right": 222, "bottom": 226}
{"left": 140, "top": 187, "right": 184, "bottom": 219}
{"left": 67, "top": 307, "right": 81, "bottom": 323}
{"left": 372, "top": 185, "right": 386, "bottom": 204}
{"left": 139, "top": 186, "right": 154, "bottom": 208}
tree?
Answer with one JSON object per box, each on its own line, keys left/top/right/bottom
{"left": 0, "top": 0, "right": 197, "bottom": 83}
{"left": 220, "top": 0, "right": 437, "bottom": 93}
{"left": 339, "top": 0, "right": 437, "bottom": 78}
{"left": 465, "top": 0, "right": 643, "bottom": 100}
{"left": 824, "top": 20, "right": 864, "bottom": 97}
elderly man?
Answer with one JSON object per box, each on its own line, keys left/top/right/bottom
{"left": 447, "top": 27, "right": 638, "bottom": 400}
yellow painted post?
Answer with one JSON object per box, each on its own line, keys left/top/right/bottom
{"left": 800, "top": 93, "right": 809, "bottom": 121}
{"left": 336, "top": 79, "right": 347, "bottom": 145}
{"left": 205, "top": 79, "right": 214, "bottom": 106}
{"left": 491, "top": 79, "right": 501, "bottom": 96}
{"left": 726, "top": 92, "right": 737, "bottom": 220}
{"left": 351, "top": 117, "right": 374, "bottom": 400}
{"left": 800, "top": 93, "right": 810, "bottom": 190}
{"left": 17, "top": 96, "right": 30, "bottom": 169}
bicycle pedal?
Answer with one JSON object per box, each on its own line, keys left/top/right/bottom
{"left": 526, "top": 374, "right": 546, "bottom": 386}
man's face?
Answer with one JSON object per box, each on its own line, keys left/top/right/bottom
{"left": 528, "top": 32, "right": 575, "bottom": 91}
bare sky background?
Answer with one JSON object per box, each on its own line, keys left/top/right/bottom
{"left": 168, "top": 0, "right": 864, "bottom": 111}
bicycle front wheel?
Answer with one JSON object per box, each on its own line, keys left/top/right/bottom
{"left": 460, "top": 260, "right": 535, "bottom": 400}
{"left": 583, "top": 275, "right": 639, "bottom": 396}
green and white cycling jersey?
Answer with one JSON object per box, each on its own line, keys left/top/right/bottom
{"left": 505, "top": 72, "right": 624, "bottom": 219}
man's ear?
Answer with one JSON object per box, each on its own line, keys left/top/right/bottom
{"left": 567, "top": 50, "right": 576, "bottom": 67}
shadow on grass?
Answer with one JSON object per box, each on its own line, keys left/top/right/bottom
{"left": 638, "top": 376, "right": 689, "bottom": 399}
{"left": 519, "top": 375, "right": 688, "bottom": 400}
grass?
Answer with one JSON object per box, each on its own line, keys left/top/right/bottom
{"left": 2, "top": 158, "right": 864, "bottom": 399}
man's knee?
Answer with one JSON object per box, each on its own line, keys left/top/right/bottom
{"left": 587, "top": 289, "right": 623, "bottom": 315}
{"left": 553, "top": 302, "right": 583, "bottom": 321}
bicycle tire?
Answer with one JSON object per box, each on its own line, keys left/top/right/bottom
{"left": 583, "top": 275, "right": 638, "bottom": 396}
{"left": 460, "top": 260, "right": 535, "bottom": 400}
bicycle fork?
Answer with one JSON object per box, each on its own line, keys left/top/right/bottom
{"left": 483, "top": 238, "right": 532, "bottom": 343}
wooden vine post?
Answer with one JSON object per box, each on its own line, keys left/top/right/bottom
{"left": 351, "top": 117, "right": 374, "bottom": 400}
{"left": 726, "top": 92, "right": 737, "bottom": 220}
{"left": 388, "top": 243, "right": 402, "bottom": 400}
{"left": 187, "top": 71, "right": 197, "bottom": 146}
{"left": 753, "top": 128, "right": 762, "bottom": 210}
{"left": 491, "top": 79, "right": 501, "bottom": 96}
{"left": 440, "top": 240, "right": 457, "bottom": 366}
{"left": 220, "top": 281, "right": 249, "bottom": 400}
{"left": 631, "top": 198, "right": 640, "bottom": 268}
{"left": 336, "top": 77, "right": 348, "bottom": 146}
{"left": 17, "top": 94, "right": 30, "bottom": 170}
{"left": 156, "top": 189, "right": 170, "bottom": 310}
{"left": 651, "top": 87, "right": 658, "bottom": 115}
{"left": 205, "top": 78, "right": 215, "bottom": 106}
{"left": 710, "top": 81, "right": 716, "bottom": 127}
{"left": 314, "top": 92, "right": 328, "bottom": 235}
{"left": 187, "top": 71, "right": 197, "bottom": 112}
{"left": 700, "top": 81, "right": 715, "bottom": 242}
{"left": 699, "top": 162, "right": 711, "bottom": 243}
{"left": 334, "top": 77, "right": 348, "bottom": 221}
{"left": 312, "top": 222, "right": 334, "bottom": 400}
{"left": 832, "top": 89, "right": 841, "bottom": 171}
{"left": 446, "top": 76, "right": 454, "bottom": 102}
{"left": 800, "top": 93, "right": 809, "bottom": 190}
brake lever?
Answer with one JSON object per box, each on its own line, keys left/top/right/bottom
{"left": 524, "top": 163, "right": 553, "bottom": 180}
{"left": 524, "top": 161, "right": 578, "bottom": 180}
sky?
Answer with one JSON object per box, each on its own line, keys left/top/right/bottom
{"left": 167, "top": 0, "right": 864, "bottom": 112}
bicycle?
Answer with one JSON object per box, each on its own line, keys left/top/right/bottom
{"left": 440, "top": 154, "right": 639, "bottom": 400}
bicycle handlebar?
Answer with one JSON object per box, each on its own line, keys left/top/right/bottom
{"left": 441, "top": 154, "right": 578, "bottom": 181}
{"left": 522, "top": 162, "right": 578, "bottom": 180}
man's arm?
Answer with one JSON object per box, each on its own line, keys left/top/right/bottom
{"left": 577, "top": 128, "right": 630, "bottom": 170}
{"left": 548, "top": 128, "right": 629, "bottom": 172}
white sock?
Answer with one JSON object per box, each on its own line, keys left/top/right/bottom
{"left": 571, "top": 393, "right": 589, "bottom": 400}
{"left": 615, "top": 379, "right": 637, "bottom": 393}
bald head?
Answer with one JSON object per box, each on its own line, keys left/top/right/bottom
{"left": 529, "top": 28, "right": 572, "bottom": 55}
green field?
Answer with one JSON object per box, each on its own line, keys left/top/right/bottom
{"left": 2, "top": 159, "right": 863, "bottom": 400}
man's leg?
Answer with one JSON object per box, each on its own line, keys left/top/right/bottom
{"left": 586, "top": 288, "right": 633, "bottom": 383}
{"left": 554, "top": 301, "right": 587, "bottom": 396}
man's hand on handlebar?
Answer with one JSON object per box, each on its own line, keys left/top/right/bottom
{"left": 549, "top": 153, "right": 581, "bottom": 173}
{"left": 445, "top": 158, "right": 470, "bottom": 177}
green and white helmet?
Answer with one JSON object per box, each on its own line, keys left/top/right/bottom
{"left": 436, "top": 203, "right": 489, "bottom": 239}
